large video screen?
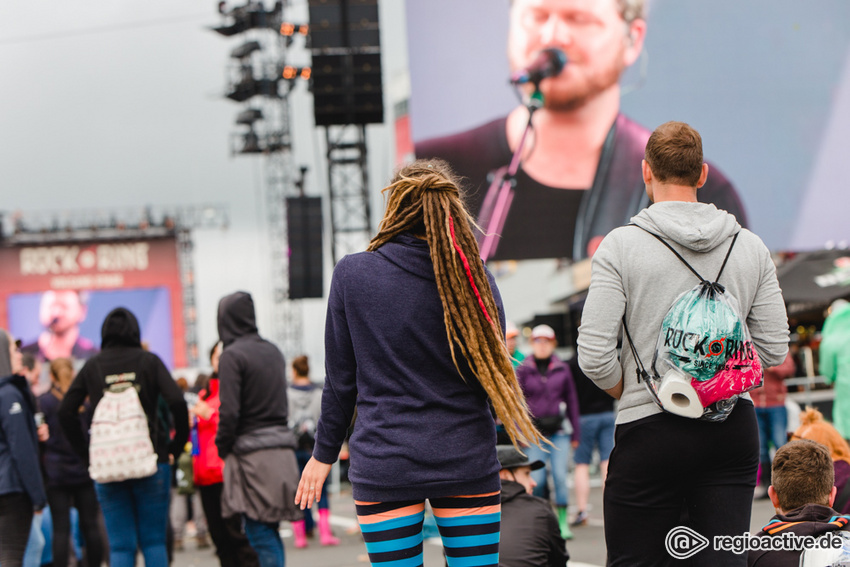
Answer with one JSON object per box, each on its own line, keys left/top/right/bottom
{"left": 0, "top": 237, "right": 186, "bottom": 372}
{"left": 407, "top": 0, "right": 850, "bottom": 259}
{"left": 7, "top": 287, "right": 175, "bottom": 369}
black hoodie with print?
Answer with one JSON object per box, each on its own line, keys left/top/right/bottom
{"left": 214, "top": 292, "right": 290, "bottom": 459}
{"left": 747, "top": 504, "right": 850, "bottom": 566}
{"left": 58, "top": 307, "right": 188, "bottom": 464}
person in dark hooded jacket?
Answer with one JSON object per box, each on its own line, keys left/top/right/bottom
{"left": 58, "top": 307, "right": 188, "bottom": 567}
{"left": 497, "top": 445, "right": 568, "bottom": 567}
{"left": 748, "top": 439, "right": 850, "bottom": 566}
{"left": 215, "top": 291, "right": 301, "bottom": 567}
{"left": 0, "top": 328, "right": 47, "bottom": 567}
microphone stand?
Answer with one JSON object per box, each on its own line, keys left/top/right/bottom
{"left": 478, "top": 86, "right": 544, "bottom": 262}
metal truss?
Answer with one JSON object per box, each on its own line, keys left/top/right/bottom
{"left": 326, "top": 124, "right": 373, "bottom": 263}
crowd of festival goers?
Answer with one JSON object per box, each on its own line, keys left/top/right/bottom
{"left": 0, "top": 140, "right": 848, "bottom": 567}
{"left": 0, "top": 150, "right": 850, "bottom": 567}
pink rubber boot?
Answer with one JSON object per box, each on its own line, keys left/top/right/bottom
{"left": 318, "top": 509, "right": 340, "bottom": 546}
{"left": 292, "top": 519, "right": 308, "bottom": 549}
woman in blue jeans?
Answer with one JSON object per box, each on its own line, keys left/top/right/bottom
{"left": 59, "top": 308, "right": 188, "bottom": 567}
{"left": 516, "top": 324, "right": 581, "bottom": 540}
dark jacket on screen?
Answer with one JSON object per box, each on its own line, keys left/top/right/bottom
{"left": 0, "top": 373, "right": 47, "bottom": 509}
{"left": 747, "top": 504, "right": 850, "bottom": 566}
{"left": 39, "top": 388, "right": 91, "bottom": 487}
{"left": 314, "top": 233, "right": 504, "bottom": 502}
{"left": 416, "top": 114, "right": 748, "bottom": 261}
{"left": 214, "top": 292, "right": 292, "bottom": 459}
{"left": 58, "top": 307, "right": 189, "bottom": 464}
{"left": 499, "top": 480, "right": 568, "bottom": 567}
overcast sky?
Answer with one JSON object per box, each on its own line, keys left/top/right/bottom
{"left": 0, "top": 0, "right": 408, "bottom": 371}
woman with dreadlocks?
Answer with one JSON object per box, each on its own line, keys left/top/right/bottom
{"left": 295, "top": 160, "right": 543, "bottom": 566}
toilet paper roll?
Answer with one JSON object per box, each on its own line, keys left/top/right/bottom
{"left": 657, "top": 369, "right": 704, "bottom": 419}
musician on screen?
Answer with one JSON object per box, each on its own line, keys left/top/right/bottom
{"left": 22, "top": 290, "right": 99, "bottom": 363}
{"left": 417, "top": 0, "right": 747, "bottom": 262}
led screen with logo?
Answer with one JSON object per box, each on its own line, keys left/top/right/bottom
{"left": 0, "top": 237, "right": 186, "bottom": 370}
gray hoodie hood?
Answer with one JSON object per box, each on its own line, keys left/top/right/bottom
{"left": 631, "top": 202, "right": 740, "bottom": 253}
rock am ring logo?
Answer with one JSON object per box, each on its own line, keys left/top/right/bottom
{"left": 707, "top": 337, "right": 726, "bottom": 358}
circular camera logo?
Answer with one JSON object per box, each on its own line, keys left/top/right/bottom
{"left": 666, "top": 526, "right": 710, "bottom": 560}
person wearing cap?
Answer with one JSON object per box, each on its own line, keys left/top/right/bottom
{"left": 516, "top": 324, "right": 580, "bottom": 540}
{"left": 497, "top": 445, "right": 568, "bottom": 567}
{"left": 505, "top": 322, "right": 525, "bottom": 369}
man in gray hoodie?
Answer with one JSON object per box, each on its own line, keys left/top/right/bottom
{"left": 215, "top": 291, "right": 302, "bottom": 567}
{"left": 577, "top": 121, "right": 789, "bottom": 566}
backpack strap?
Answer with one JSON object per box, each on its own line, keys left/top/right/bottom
{"left": 714, "top": 232, "right": 740, "bottom": 282}
{"left": 622, "top": 314, "right": 651, "bottom": 383}
{"left": 629, "top": 224, "right": 740, "bottom": 287}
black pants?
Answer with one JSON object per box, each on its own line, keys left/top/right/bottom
{"left": 47, "top": 482, "right": 104, "bottom": 567}
{"left": 198, "top": 483, "right": 259, "bottom": 567}
{"left": 0, "top": 492, "right": 34, "bottom": 567}
{"left": 604, "top": 400, "right": 759, "bottom": 567}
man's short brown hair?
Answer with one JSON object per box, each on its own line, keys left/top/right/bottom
{"left": 510, "top": 0, "right": 645, "bottom": 25}
{"left": 616, "top": 0, "right": 645, "bottom": 24}
{"left": 644, "top": 121, "right": 704, "bottom": 187}
{"left": 772, "top": 439, "right": 835, "bottom": 512}
{"left": 292, "top": 355, "right": 309, "bottom": 378}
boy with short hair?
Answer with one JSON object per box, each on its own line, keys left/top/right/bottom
{"left": 748, "top": 439, "right": 850, "bottom": 566}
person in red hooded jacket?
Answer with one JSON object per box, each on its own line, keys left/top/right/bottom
{"left": 191, "top": 342, "right": 258, "bottom": 567}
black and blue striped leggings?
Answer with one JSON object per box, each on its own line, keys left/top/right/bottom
{"left": 355, "top": 491, "right": 501, "bottom": 567}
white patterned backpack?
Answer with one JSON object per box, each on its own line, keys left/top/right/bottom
{"left": 88, "top": 377, "right": 158, "bottom": 483}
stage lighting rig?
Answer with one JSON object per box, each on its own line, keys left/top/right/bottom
{"left": 212, "top": 1, "right": 283, "bottom": 36}
{"left": 211, "top": 0, "right": 305, "bottom": 357}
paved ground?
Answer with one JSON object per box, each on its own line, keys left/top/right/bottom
{"left": 172, "top": 483, "right": 778, "bottom": 567}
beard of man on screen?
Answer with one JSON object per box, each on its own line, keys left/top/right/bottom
{"left": 22, "top": 290, "right": 99, "bottom": 363}
{"left": 415, "top": 0, "right": 748, "bottom": 262}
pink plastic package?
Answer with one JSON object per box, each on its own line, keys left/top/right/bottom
{"left": 691, "top": 351, "right": 763, "bottom": 408}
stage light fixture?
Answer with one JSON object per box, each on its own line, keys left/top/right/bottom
{"left": 280, "top": 22, "right": 309, "bottom": 36}
{"left": 236, "top": 108, "right": 264, "bottom": 125}
{"left": 226, "top": 72, "right": 282, "bottom": 102}
{"left": 212, "top": 1, "right": 284, "bottom": 36}
{"left": 239, "top": 128, "right": 263, "bottom": 154}
{"left": 230, "top": 40, "right": 261, "bottom": 59}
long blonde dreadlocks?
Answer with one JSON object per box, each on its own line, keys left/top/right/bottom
{"left": 367, "top": 159, "right": 545, "bottom": 450}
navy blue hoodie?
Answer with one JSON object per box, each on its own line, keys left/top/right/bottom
{"left": 314, "top": 233, "right": 504, "bottom": 502}
{"left": 0, "top": 373, "right": 47, "bottom": 509}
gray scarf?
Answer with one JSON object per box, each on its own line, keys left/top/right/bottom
{"left": 0, "top": 329, "right": 12, "bottom": 377}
